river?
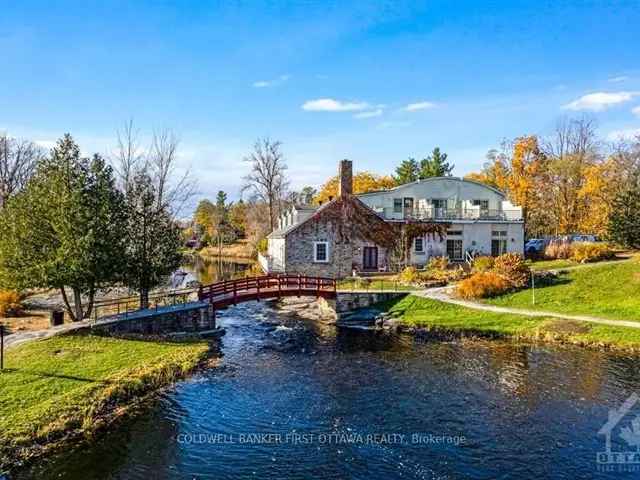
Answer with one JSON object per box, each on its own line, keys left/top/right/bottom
{"left": 19, "top": 294, "right": 640, "bottom": 479}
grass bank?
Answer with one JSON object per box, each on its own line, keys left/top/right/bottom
{"left": 485, "top": 259, "right": 640, "bottom": 321}
{"left": 337, "top": 277, "right": 417, "bottom": 292}
{"left": 384, "top": 295, "right": 640, "bottom": 351}
{"left": 0, "top": 333, "right": 211, "bottom": 473}
{"left": 199, "top": 239, "right": 254, "bottom": 259}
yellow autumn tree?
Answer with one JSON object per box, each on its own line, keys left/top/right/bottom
{"left": 314, "top": 171, "right": 396, "bottom": 205}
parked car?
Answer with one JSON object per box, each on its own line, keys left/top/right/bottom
{"left": 525, "top": 238, "right": 546, "bottom": 255}
{"left": 570, "top": 234, "right": 598, "bottom": 243}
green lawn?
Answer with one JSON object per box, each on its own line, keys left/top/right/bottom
{"left": 485, "top": 260, "right": 640, "bottom": 321}
{"left": 527, "top": 258, "right": 578, "bottom": 271}
{"left": 0, "top": 333, "right": 209, "bottom": 472}
{"left": 337, "top": 278, "right": 417, "bottom": 292}
{"left": 384, "top": 295, "right": 640, "bottom": 349}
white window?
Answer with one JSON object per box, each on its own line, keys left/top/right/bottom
{"left": 393, "top": 198, "right": 403, "bottom": 213}
{"left": 472, "top": 199, "right": 490, "bottom": 210}
{"left": 313, "top": 241, "right": 329, "bottom": 263}
{"left": 414, "top": 237, "right": 424, "bottom": 253}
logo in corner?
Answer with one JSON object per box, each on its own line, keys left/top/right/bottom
{"left": 597, "top": 392, "right": 640, "bottom": 472}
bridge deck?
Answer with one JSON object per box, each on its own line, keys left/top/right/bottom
{"left": 198, "top": 274, "right": 337, "bottom": 310}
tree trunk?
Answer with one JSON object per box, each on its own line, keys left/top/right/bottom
{"left": 73, "top": 287, "right": 84, "bottom": 322}
{"left": 140, "top": 288, "right": 149, "bottom": 310}
{"left": 83, "top": 289, "right": 95, "bottom": 319}
{"left": 60, "top": 287, "right": 77, "bottom": 322}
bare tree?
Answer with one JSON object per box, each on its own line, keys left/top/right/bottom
{"left": 149, "top": 128, "right": 197, "bottom": 216}
{"left": 242, "top": 138, "right": 289, "bottom": 231}
{"left": 113, "top": 119, "right": 146, "bottom": 193}
{"left": 111, "top": 122, "right": 197, "bottom": 218}
{"left": 0, "top": 134, "right": 45, "bottom": 208}
{"left": 542, "top": 116, "right": 600, "bottom": 233}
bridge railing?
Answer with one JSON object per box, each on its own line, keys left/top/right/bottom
{"left": 198, "top": 274, "right": 337, "bottom": 302}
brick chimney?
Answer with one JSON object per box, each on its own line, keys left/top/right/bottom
{"left": 338, "top": 159, "right": 353, "bottom": 197}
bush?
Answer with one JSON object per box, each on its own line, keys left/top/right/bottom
{"left": 493, "top": 252, "right": 530, "bottom": 288}
{"left": 472, "top": 256, "right": 494, "bottom": 273}
{"left": 256, "top": 238, "right": 268, "bottom": 254}
{"left": 545, "top": 240, "right": 572, "bottom": 259}
{"left": 428, "top": 256, "right": 449, "bottom": 271}
{"left": 570, "top": 242, "right": 614, "bottom": 263}
{"left": 397, "top": 266, "right": 420, "bottom": 285}
{"left": 456, "top": 272, "right": 511, "bottom": 299}
{"left": 0, "top": 290, "right": 23, "bottom": 317}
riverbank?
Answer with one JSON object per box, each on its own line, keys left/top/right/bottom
{"left": 0, "top": 333, "right": 214, "bottom": 475}
{"left": 198, "top": 239, "right": 255, "bottom": 259}
{"left": 383, "top": 295, "right": 640, "bottom": 352}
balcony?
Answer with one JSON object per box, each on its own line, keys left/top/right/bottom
{"left": 401, "top": 208, "right": 523, "bottom": 222}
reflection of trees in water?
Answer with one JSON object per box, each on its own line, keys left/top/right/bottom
{"left": 485, "top": 344, "right": 606, "bottom": 404}
{"left": 17, "top": 400, "right": 181, "bottom": 480}
{"left": 184, "top": 255, "right": 255, "bottom": 284}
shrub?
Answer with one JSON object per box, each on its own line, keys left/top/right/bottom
{"left": 570, "top": 242, "right": 614, "bottom": 263}
{"left": 397, "top": 266, "right": 420, "bottom": 285}
{"left": 456, "top": 272, "right": 511, "bottom": 299}
{"left": 544, "top": 240, "right": 572, "bottom": 259}
{"left": 256, "top": 238, "right": 268, "bottom": 254}
{"left": 0, "top": 290, "right": 23, "bottom": 317}
{"left": 428, "top": 256, "right": 449, "bottom": 271}
{"left": 493, "top": 252, "right": 530, "bottom": 288}
{"left": 472, "top": 256, "right": 494, "bottom": 273}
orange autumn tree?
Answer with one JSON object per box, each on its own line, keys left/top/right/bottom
{"left": 466, "top": 136, "right": 548, "bottom": 236}
{"left": 314, "top": 171, "right": 396, "bottom": 204}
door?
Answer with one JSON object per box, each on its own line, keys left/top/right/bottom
{"left": 403, "top": 197, "right": 414, "bottom": 218}
{"left": 362, "top": 247, "right": 378, "bottom": 270}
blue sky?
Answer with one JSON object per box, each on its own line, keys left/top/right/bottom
{"left": 2, "top": 1, "right": 640, "bottom": 209}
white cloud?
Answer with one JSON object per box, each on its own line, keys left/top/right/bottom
{"left": 252, "top": 74, "right": 290, "bottom": 88}
{"left": 353, "top": 109, "right": 383, "bottom": 119}
{"left": 606, "top": 128, "right": 640, "bottom": 141}
{"left": 302, "top": 98, "right": 369, "bottom": 112}
{"left": 609, "top": 76, "right": 629, "bottom": 83}
{"left": 563, "top": 91, "right": 639, "bottom": 111}
{"left": 633, "top": 105, "right": 640, "bottom": 117}
{"left": 404, "top": 101, "right": 436, "bottom": 112}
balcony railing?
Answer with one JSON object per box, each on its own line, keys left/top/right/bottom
{"left": 401, "top": 208, "right": 523, "bottom": 222}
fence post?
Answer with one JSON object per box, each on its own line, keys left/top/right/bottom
{"left": 298, "top": 274, "right": 302, "bottom": 297}
{"left": 233, "top": 281, "right": 237, "bottom": 305}
{"left": 1, "top": 324, "right": 4, "bottom": 371}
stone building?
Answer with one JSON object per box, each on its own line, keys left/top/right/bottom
{"left": 260, "top": 159, "right": 524, "bottom": 277}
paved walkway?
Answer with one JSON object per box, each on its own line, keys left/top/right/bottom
{"left": 4, "top": 321, "right": 90, "bottom": 350}
{"left": 416, "top": 287, "right": 640, "bottom": 329}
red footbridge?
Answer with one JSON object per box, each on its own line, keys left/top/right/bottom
{"left": 198, "top": 274, "right": 337, "bottom": 310}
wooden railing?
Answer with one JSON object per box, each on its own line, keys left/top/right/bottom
{"left": 198, "top": 274, "right": 337, "bottom": 305}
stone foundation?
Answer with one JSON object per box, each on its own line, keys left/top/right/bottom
{"left": 319, "top": 291, "right": 408, "bottom": 315}
{"left": 91, "top": 302, "right": 216, "bottom": 336}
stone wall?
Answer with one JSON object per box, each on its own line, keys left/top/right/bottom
{"left": 284, "top": 219, "right": 388, "bottom": 278}
{"left": 92, "top": 302, "right": 215, "bottom": 336}
{"left": 318, "top": 291, "right": 408, "bottom": 315}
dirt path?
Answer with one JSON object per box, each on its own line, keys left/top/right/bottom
{"left": 417, "top": 287, "right": 640, "bottom": 329}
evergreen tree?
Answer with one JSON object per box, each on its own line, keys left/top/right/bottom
{"left": 123, "top": 171, "right": 182, "bottom": 309}
{"left": 394, "top": 158, "right": 420, "bottom": 185}
{"left": 608, "top": 178, "right": 640, "bottom": 248}
{"left": 0, "top": 134, "right": 126, "bottom": 321}
{"left": 419, "top": 147, "right": 454, "bottom": 178}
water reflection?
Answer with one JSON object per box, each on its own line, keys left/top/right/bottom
{"left": 182, "top": 254, "right": 255, "bottom": 284}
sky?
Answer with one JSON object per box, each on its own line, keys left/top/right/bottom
{"left": 1, "top": 0, "right": 640, "bottom": 212}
